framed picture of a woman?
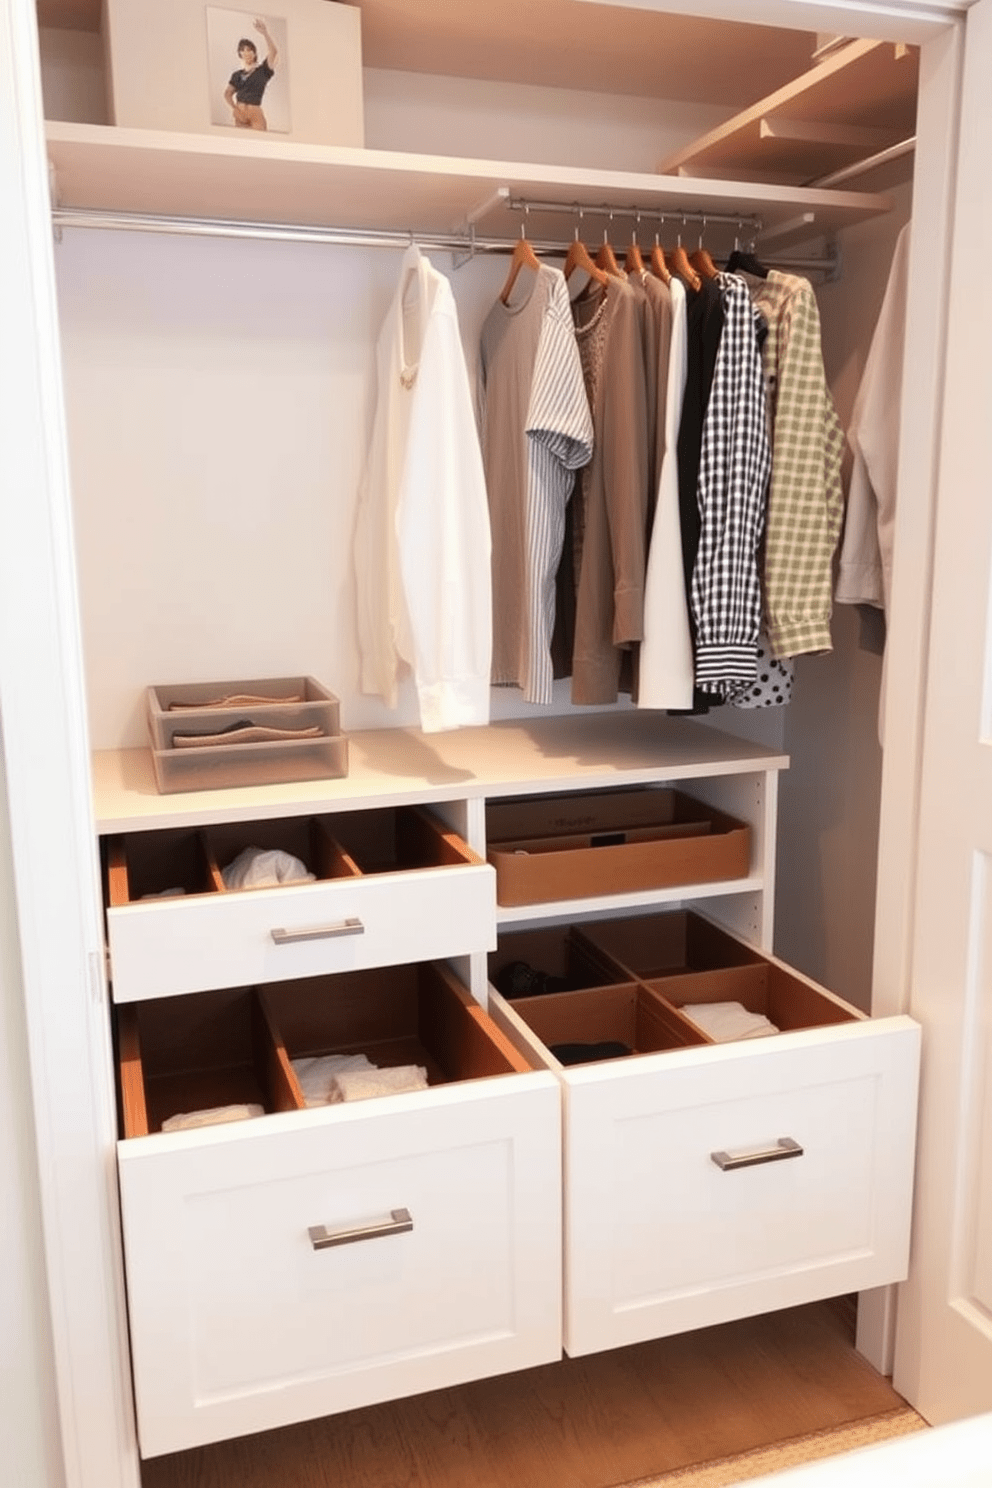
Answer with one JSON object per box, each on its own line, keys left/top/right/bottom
{"left": 207, "top": 8, "right": 291, "bottom": 133}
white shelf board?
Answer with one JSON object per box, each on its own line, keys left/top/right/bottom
{"left": 91, "top": 714, "right": 789, "bottom": 834}
{"left": 495, "top": 876, "right": 764, "bottom": 925}
{"left": 46, "top": 121, "right": 892, "bottom": 244}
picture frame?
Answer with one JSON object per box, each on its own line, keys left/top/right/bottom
{"left": 101, "top": 0, "right": 364, "bottom": 147}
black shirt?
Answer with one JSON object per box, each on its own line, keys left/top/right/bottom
{"left": 229, "top": 61, "right": 273, "bottom": 106}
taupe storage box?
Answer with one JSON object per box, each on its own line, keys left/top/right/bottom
{"left": 146, "top": 676, "right": 348, "bottom": 793}
{"left": 486, "top": 788, "right": 750, "bottom": 906}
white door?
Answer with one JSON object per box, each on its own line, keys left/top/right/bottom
{"left": 891, "top": 0, "right": 992, "bottom": 1424}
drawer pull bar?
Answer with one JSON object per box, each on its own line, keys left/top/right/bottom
{"left": 308, "top": 1208, "right": 413, "bottom": 1250}
{"left": 711, "top": 1137, "right": 804, "bottom": 1171}
{"left": 271, "top": 918, "right": 365, "bottom": 945}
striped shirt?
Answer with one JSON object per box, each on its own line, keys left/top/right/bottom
{"left": 691, "top": 273, "right": 771, "bottom": 696}
{"left": 752, "top": 271, "right": 844, "bottom": 658}
{"left": 480, "top": 265, "right": 593, "bottom": 704}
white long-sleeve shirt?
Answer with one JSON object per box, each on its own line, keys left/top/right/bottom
{"left": 836, "top": 223, "right": 911, "bottom": 614}
{"left": 354, "top": 245, "right": 492, "bottom": 732}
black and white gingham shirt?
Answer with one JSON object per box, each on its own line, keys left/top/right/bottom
{"left": 691, "top": 273, "right": 772, "bottom": 697}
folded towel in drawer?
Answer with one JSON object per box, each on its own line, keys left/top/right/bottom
{"left": 291, "top": 1053, "right": 375, "bottom": 1107}
{"left": 161, "top": 1103, "right": 264, "bottom": 1132}
{"left": 681, "top": 1000, "right": 778, "bottom": 1041}
{"left": 328, "top": 1065, "right": 429, "bottom": 1103}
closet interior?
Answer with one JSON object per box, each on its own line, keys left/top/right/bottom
{"left": 32, "top": 0, "right": 921, "bottom": 1472}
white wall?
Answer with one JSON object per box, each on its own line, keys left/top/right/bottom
{"left": 0, "top": 730, "right": 65, "bottom": 1488}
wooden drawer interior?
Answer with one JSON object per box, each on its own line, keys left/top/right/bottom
{"left": 104, "top": 827, "right": 223, "bottom": 905}
{"left": 106, "top": 818, "right": 359, "bottom": 906}
{"left": 576, "top": 910, "right": 764, "bottom": 981}
{"left": 260, "top": 960, "right": 535, "bottom": 1106}
{"left": 206, "top": 816, "right": 359, "bottom": 891}
{"left": 116, "top": 987, "right": 297, "bottom": 1138}
{"left": 488, "top": 924, "right": 631, "bottom": 1001}
{"left": 505, "top": 981, "right": 708, "bottom": 1066}
{"left": 649, "top": 960, "right": 859, "bottom": 1036}
{"left": 326, "top": 804, "right": 480, "bottom": 876}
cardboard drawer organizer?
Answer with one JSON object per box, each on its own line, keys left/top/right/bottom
{"left": 146, "top": 676, "right": 348, "bottom": 792}
{"left": 486, "top": 788, "right": 750, "bottom": 905}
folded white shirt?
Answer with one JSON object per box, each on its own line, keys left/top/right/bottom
{"left": 681, "top": 1000, "right": 778, "bottom": 1042}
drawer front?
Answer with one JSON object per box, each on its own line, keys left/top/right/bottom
{"left": 559, "top": 1017, "right": 919, "bottom": 1355}
{"left": 107, "top": 862, "right": 495, "bottom": 1002}
{"left": 487, "top": 991, "right": 920, "bottom": 1358}
{"left": 118, "top": 1074, "right": 562, "bottom": 1457}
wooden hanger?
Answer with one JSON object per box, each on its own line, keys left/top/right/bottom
{"left": 624, "top": 231, "right": 645, "bottom": 276}
{"left": 669, "top": 240, "right": 702, "bottom": 292}
{"left": 690, "top": 246, "right": 720, "bottom": 281}
{"left": 596, "top": 219, "right": 622, "bottom": 278}
{"left": 500, "top": 227, "right": 541, "bottom": 305}
{"left": 650, "top": 235, "right": 671, "bottom": 285}
{"left": 563, "top": 224, "right": 610, "bottom": 288}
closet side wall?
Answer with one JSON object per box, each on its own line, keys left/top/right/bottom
{"left": 774, "top": 186, "right": 912, "bottom": 1011}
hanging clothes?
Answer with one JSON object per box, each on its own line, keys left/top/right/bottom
{"left": 479, "top": 263, "right": 593, "bottom": 705}
{"left": 751, "top": 270, "right": 844, "bottom": 660}
{"left": 637, "top": 274, "right": 695, "bottom": 710}
{"left": 353, "top": 244, "right": 492, "bottom": 733}
{"left": 691, "top": 273, "right": 772, "bottom": 697}
{"left": 835, "top": 222, "right": 911, "bottom": 615}
{"left": 555, "top": 275, "right": 649, "bottom": 705}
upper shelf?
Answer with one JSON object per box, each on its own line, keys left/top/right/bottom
{"left": 46, "top": 122, "right": 892, "bottom": 249}
{"left": 657, "top": 37, "right": 918, "bottom": 186}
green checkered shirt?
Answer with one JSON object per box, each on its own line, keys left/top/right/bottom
{"left": 752, "top": 272, "right": 844, "bottom": 659}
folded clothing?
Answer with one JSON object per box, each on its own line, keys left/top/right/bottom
{"left": 168, "top": 692, "right": 304, "bottom": 710}
{"left": 681, "top": 1000, "right": 778, "bottom": 1042}
{"left": 329, "top": 1065, "right": 429, "bottom": 1103}
{"left": 172, "top": 720, "right": 322, "bottom": 749}
{"left": 221, "top": 846, "right": 315, "bottom": 890}
{"left": 161, "top": 1102, "right": 263, "bottom": 1132}
{"left": 291, "top": 1053, "right": 375, "bottom": 1107}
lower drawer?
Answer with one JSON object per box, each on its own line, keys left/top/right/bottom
{"left": 116, "top": 963, "right": 562, "bottom": 1457}
{"left": 488, "top": 912, "right": 921, "bottom": 1356}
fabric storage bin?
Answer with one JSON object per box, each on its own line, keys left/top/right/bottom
{"left": 486, "top": 788, "right": 750, "bottom": 906}
{"left": 146, "top": 675, "right": 347, "bottom": 793}
{"left": 116, "top": 986, "right": 296, "bottom": 1138}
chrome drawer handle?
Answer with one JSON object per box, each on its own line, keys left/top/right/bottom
{"left": 711, "top": 1137, "right": 804, "bottom": 1171}
{"left": 308, "top": 1208, "right": 413, "bottom": 1250}
{"left": 270, "top": 918, "right": 365, "bottom": 945}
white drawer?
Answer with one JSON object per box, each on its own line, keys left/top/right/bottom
{"left": 488, "top": 913, "right": 920, "bottom": 1356}
{"left": 105, "top": 806, "right": 495, "bottom": 1002}
{"left": 115, "top": 963, "right": 562, "bottom": 1457}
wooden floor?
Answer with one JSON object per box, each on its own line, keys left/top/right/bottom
{"left": 141, "top": 1299, "right": 906, "bottom": 1488}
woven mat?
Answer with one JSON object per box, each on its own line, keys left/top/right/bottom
{"left": 621, "top": 1406, "right": 927, "bottom": 1487}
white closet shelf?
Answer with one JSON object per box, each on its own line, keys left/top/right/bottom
{"left": 91, "top": 713, "right": 789, "bottom": 834}
{"left": 46, "top": 121, "right": 891, "bottom": 248}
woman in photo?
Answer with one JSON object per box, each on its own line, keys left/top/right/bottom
{"left": 224, "top": 17, "right": 278, "bottom": 131}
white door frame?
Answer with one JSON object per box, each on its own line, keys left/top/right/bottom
{"left": 0, "top": 1, "right": 970, "bottom": 1484}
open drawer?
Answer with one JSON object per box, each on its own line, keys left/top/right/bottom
{"left": 103, "top": 804, "right": 496, "bottom": 1002}
{"left": 115, "top": 961, "right": 561, "bottom": 1457}
{"left": 488, "top": 911, "right": 920, "bottom": 1357}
